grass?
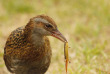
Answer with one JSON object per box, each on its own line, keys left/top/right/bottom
{"left": 2, "top": 0, "right": 35, "bottom": 14}
{"left": 0, "top": 0, "right": 110, "bottom": 74}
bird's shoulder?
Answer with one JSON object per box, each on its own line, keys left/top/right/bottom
{"left": 4, "top": 26, "right": 30, "bottom": 59}
{"left": 4, "top": 26, "right": 26, "bottom": 49}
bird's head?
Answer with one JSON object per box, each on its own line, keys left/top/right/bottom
{"left": 29, "top": 15, "right": 67, "bottom": 42}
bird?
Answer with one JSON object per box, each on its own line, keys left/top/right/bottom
{"left": 4, "top": 15, "right": 67, "bottom": 74}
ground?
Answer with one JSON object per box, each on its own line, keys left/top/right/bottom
{"left": 0, "top": 0, "right": 110, "bottom": 74}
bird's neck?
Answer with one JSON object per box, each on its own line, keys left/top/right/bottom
{"left": 31, "top": 31, "right": 45, "bottom": 47}
{"left": 24, "top": 22, "right": 45, "bottom": 47}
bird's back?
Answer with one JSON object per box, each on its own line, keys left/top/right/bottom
{"left": 4, "top": 26, "right": 52, "bottom": 74}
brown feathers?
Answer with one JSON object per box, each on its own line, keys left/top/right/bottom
{"left": 4, "top": 15, "right": 67, "bottom": 74}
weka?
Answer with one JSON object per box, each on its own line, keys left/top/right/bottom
{"left": 4, "top": 15, "right": 67, "bottom": 74}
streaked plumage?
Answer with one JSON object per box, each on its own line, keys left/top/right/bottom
{"left": 4, "top": 15, "right": 67, "bottom": 74}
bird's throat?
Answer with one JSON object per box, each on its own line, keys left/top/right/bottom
{"left": 31, "top": 31, "right": 45, "bottom": 47}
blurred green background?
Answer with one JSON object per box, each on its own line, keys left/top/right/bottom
{"left": 0, "top": 0, "right": 110, "bottom": 74}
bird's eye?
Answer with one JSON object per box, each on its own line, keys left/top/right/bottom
{"left": 45, "top": 24, "right": 53, "bottom": 28}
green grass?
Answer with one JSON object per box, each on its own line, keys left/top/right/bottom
{"left": 1, "top": 0, "right": 35, "bottom": 14}
{"left": 0, "top": 0, "right": 110, "bottom": 74}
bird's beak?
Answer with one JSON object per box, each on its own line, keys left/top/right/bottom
{"left": 51, "top": 29, "right": 67, "bottom": 43}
